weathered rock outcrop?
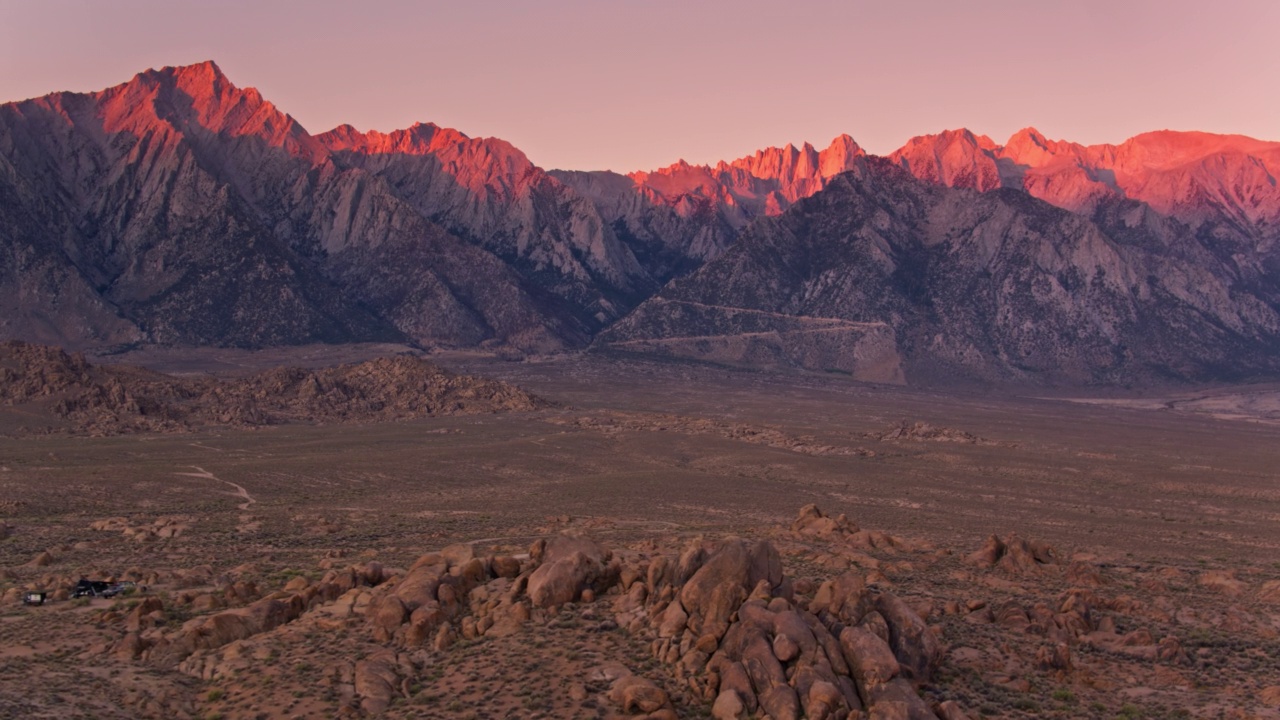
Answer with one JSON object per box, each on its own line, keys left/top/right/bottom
{"left": 873, "top": 421, "right": 989, "bottom": 445}
{"left": 610, "top": 531, "right": 944, "bottom": 719}
{"left": 966, "top": 534, "right": 1061, "bottom": 575}
{"left": 526, "top": 535, "right": 617, "bottom": 608}
{"left": 0, "top": 340, "right": 543, "bottom": 435}
{"left": 196, "top": 513, "right": 950, "bottom": 717}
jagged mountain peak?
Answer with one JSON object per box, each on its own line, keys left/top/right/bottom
{"left": 129, "top": 60, "right": 231, "bottom": 95}
{"left": 634, "top": 134, "right": 865, "bottom": 183}
{"left": 1007, "top": 126, "right": 1047, "bottom": 145}
{"left": 889, "top": 128, "right": 1002, "bottom": 191}
{"left": 899, "top": 127, "right": 996, "bottom": 150}
{"left": 824, "top": 133, "right": 863, "bottom": 153}
{"left": 317, "top": 121, "right": 470, "bottom": 155}
{"left": 129, "top": 60, "right": 258, "bottom": 117}
{"left": 816, "top": 133, "right": 866, "bottom": 179}
{"left": 315, "top": 120, "right": 541, "bottom": 191}
{"left": 999, "top": 127, "right": 1087, "bottom": 168}
{"left": 620, "top": 134, "right": 866, "bottom": 222}
{"left": 94, "top": 59, "right": 325, "bottom": 161}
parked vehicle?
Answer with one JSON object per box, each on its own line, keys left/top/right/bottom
{"left": 101, "top": 581, "right": 137, "bottom": 598}
{"left": 69, "top": 578, "right": 139, "bottom": 599}
{"left": 71, "top": 579, "right": 111, "bottom": 598}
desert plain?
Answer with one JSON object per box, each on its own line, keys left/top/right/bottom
{"left": 2, "top": 347, "right": 1280, "bottom": 719}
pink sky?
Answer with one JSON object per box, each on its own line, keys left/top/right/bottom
{"left": 2, "top": 0, "right": 1277, "bottom": 172}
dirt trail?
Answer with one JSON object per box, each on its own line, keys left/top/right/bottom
{"left": 607, "top": 325, "right": 879, "bottom": 347}
{"left": 174, "top": 465, "right": 255, "bottom": 510}
{"left": 650, "top": 298, "right": 889, "bottom": 326}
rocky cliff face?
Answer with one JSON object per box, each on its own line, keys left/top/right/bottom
{"left": 550, "top": 134, "right": 866, "bottom": 274}
{"left": 315, "top": 123, "right": 655, "bottom": 327}
{"left": 600, "top": 159, "right": 1280, "bottom": 384}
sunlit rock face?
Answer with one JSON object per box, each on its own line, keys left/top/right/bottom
{"left": 889, "top": 129, "right": 1005, "bottom": 192}
{"left": 551, "top": 135, "right": 867, "bottom": 274}
{"left": 891, "top": 126, "right": 1280, "bottom": 234}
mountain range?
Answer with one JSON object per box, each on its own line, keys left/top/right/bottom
{"left": 2, "top": 61, "right": 1278, "bottom": 384}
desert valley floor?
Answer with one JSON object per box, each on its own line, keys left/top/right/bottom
{"left": 3, "top": 349, "right": 1280, "bottom": 719}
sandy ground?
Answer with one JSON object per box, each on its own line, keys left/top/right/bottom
{"left": 2, "top": 354, "right": 1279, "bottom": 718}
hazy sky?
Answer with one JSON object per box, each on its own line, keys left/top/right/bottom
{"left": 2, "top": 0, "right": 1276, "bottom": 172}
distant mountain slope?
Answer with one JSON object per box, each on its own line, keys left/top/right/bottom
{"left": 3, "top": 61, "right": 1280, "bottom": 385}
{"left": 0, "top": 62, "right": 643, "bottom": 352}
{"left": 599, "top": 159, "right": 1280, "bottom": 384}
{"left": 549, "top": 135, "right": 865, "bottom": 275}
{"left": 315, "top": 122, "right": 655, "bottom": 326}
{"left": 0, "top": 62, "right": 385, "bottom": 349}
{"left": 0, "top": 150, "right": 144, "bottom": 348}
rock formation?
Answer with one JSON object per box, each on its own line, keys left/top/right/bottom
{"left": 113, "top": 510, "right": 952, "bottom": 719}
{"left": 0, "top": 340, "right": 543, "bottom": 435}
{"left": 6, "top": 499, "right": 1265, "bottom": 718}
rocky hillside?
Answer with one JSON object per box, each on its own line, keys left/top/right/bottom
{"left": 7, "top": 498, "right": 1274, "bottom": 719}
{"left": 0, "top": 340, "right": 544, "bottom": 435}
{"left": 599, "top": 158, "right": 1280, "bottom": 384}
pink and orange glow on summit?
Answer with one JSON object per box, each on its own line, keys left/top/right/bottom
{"left": 2, "top": 0, "right": 1278, "bottom": 173}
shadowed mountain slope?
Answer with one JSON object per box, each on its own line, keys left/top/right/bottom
{"left": 599, "top": 159, "right": 1280, "bottom": 384}
{"left": 0, "top": 62, "right": 638, "bottom": 352}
